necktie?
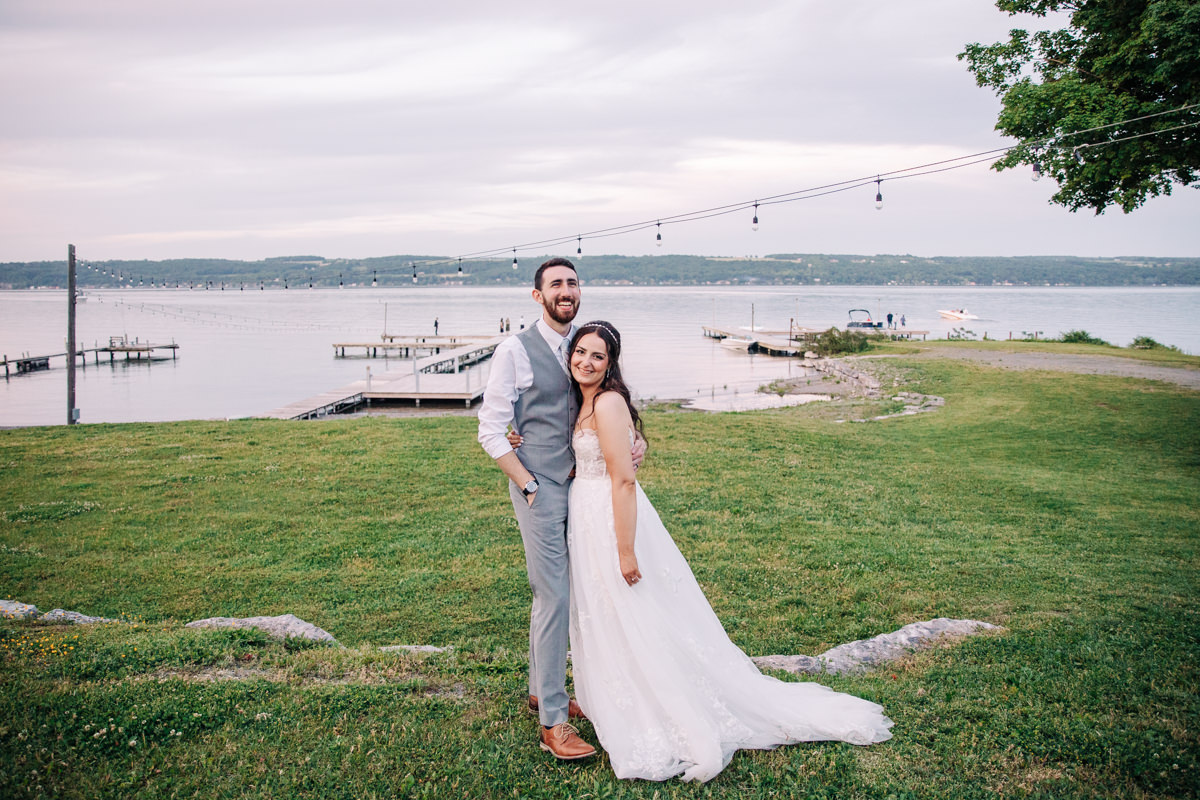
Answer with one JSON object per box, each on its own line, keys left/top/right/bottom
{"left": 558, "top": 336, "right": 571, "bottom": 375}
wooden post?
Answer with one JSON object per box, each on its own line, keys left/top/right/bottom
{"left": 67, "top": 244, "right": 78, "bottom": 425}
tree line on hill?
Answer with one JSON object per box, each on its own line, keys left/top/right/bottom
{"left": 2, "top": 253, "right": 1198, "bottom": 290}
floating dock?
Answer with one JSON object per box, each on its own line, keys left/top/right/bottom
{"left": 3, "top": 336, "right": 179, "bottom": 378}
{"left": 265, "top": 335, "right": 504, "bottom": 420}
{"left": 332, "top": 335, "right": 496, "bottom": 359}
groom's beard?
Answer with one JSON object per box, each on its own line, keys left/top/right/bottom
{"left": 543, "top": 294, "right": 579, "bottom": 325}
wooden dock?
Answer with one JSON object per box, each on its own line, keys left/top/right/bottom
{"left": 700, "top": 324, "right": 928, "bottom": 354}
{"left": 3, "top": 336, "right": 179, "bottom": 378}
{"left": 332, "top": 335, "right": 495, "bottom": 359}
{"left": 265, "top": 335, "right": 505, "bottom": 420}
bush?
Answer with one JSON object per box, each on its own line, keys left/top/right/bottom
{"left": 812, "top": 327, "right": 869, "bottom": 356}
{"left": 1059, "top": 329, "right": 1111, "bottom": 346}
{"left": 1130, "top": 335, "right": 1179, "bottom": 352}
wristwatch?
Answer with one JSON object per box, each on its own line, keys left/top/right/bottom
{"left": 522, "top": 478, "right": 539, "bottom": 497}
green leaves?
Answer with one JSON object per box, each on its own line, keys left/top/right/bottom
{"left": 961, "top": 0, "right": 1200, "bottom": 214}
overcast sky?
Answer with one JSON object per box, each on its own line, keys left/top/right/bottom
{"left": 2, "top": 0, "right": 1197, "bottom": 264}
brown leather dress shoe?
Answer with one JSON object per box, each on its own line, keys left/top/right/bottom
{"left": 539, "top": 722, "right": 596, "bottom": 760}
{"left": 528, "top": 695, "right": 587, "bottom": 720}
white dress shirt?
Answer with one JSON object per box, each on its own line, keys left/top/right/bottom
{"left": 477, "top": 318, "right": 574, "bottom": 460}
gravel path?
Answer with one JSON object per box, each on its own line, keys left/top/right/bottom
{"left": 910, "top": 348, "right": 1200, "bottom": 391}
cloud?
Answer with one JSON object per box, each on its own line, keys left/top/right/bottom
{"left": 0, "top": 0, "right": 1196, "bottom": 262}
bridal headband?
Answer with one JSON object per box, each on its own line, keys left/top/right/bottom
{"left": 582, "top": 321, "right": 620, "bottom": 343}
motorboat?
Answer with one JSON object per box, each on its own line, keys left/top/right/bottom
{"left": 937, "top": 308, "right": 979, "bottom": 321}
{"left": 719, "top": 335, "right": 755, "bottom": 351}
{"left": 846, "top": 309, "right": 883, "bottom": 329}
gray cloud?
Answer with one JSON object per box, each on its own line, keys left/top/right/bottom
{"left": 1, "top": 0, "right": 1196, "bottom": 261}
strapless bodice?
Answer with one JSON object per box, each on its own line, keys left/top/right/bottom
{"left": 572, "top": 429, "right": 608, "bottom": 479}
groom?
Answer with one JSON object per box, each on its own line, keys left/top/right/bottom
{"left": 477, "top": 257, "right": 595, "bottom": 760}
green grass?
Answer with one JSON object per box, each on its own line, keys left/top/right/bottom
{"left": 2, "top": 353, "right": 1198, "bottom": 799}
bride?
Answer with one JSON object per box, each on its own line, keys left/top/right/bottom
{"left": 565, "top": 320, "right": 894, "bottom": 782}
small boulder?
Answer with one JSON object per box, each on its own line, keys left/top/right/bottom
{"left": 380, "top": 644, "right": 452, "bottom": 654}
{"left": 185, "top": 614, "right": 338, "bottom": 645}
{"left": 0, "top": 599, "right": 40, "bottom": 620}
{"left": 40, "top": 608, "right": 119, "bottom": 625}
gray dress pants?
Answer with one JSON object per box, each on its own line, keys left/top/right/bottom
{"left": 509, "top": 473, "right": 571, "bottom": 727}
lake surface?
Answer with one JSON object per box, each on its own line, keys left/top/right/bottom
{"left": 2, "top": 285, "right": 1198, "bottom": 427}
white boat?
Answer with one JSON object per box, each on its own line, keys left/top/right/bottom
{"left": 937, "top": 308, "right": 979, "bottom": 321}
{"left": 719, "top": 335, "right": 755, "bottom": 351}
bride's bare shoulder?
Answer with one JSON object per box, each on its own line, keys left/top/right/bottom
{"left": 594, "top": 391, "right": 633, "bottom": 422}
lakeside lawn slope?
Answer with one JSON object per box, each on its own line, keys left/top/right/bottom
{"left": 2, "top": 354, "right": 1197, "bottom": 799}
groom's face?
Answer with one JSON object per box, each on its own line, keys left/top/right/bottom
{"left": 533, "top": 266, "right": 581, "bottom": 325}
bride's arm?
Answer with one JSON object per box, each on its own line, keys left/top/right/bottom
{"left": 594, "top": 392, "right": 642, "bottom": 586}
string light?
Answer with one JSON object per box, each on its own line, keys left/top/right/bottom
{"left": 68, "top": 104, "right": 1198, "bottom": 290}
{"left": 372, "top": 269, "right": 378, "bottom": 287}
{"left": 412, "top": 262, "right": 417, "bottom": 284}
{"left": 457, "top": 259, "right": 463, "bottom": 278}
{"left": 338, "top": 272, "right": 344, "bottom": 289}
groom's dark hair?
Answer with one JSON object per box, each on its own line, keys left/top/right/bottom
{"left": 534, "top": 257, "right": 577, "bottom": 290}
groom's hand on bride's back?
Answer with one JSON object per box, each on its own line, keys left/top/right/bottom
{"left": 631, "top": 435, "right": 647, "bottom": 471}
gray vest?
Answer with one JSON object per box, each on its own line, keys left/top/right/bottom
{"left": 513, "top": 326, "right": 577, "bottom": 484}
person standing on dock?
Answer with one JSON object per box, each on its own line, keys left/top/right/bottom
{"left": 434, "top": 317, "right": 439, "bottom": 336}
{"left": 887, "top": 312, "right": 894, "bottom": 330}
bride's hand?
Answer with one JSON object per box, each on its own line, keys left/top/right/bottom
{"left": 620, "top": 553, "right": 642, "bottom": 587}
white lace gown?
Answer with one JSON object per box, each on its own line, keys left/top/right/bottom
{"left": 567, "top": 429, "right": 894, "bottom": 782}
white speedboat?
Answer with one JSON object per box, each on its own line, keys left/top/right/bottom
{"left": 719, "top": 335, "right": 755, "bottom": 351}
{"left": 938, "top": 308, "right": 979, "bottom": 321}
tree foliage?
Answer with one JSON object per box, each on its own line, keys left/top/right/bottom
{"left": 960, "top": 0, "right": 1200, "bottom": 213}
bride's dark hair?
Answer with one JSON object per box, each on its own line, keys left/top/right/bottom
{"left": 570, "top": 320, "right": 644, "bottom": 438}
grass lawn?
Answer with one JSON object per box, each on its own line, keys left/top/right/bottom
{"left": 2, "top": 350, "right": 1198, "bottom": 799}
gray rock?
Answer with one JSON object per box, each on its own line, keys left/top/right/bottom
{"left": 753, "top": 617, "right": 1001, "bottom": 675}
{"left": 185, "top": 614, "right": 338, "bottom": 645}
{"left": 379, "top": 644, "right": 452, "bottom": 654}
{"left": 39, "top": 608, "right": 119, "bottom": 625}
{"left": 0, "top": 599, "right": 40, "bottom": 620}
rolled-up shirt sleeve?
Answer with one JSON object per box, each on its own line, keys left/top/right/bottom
{"left": 477, "top": 336, "right": 531, "bottom": 459}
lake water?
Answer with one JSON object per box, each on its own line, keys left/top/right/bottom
{"left": 2, "top": 285, "right": 1198, "bottom": 427}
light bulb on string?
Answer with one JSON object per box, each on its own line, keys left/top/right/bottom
{"left": 512, "top": 249, "right": 519, "bottom": 270}
{"left": 752, "top": 202, "right": 759, "bottom": 231}
{"left": 656, "top": 222, "right": 662, "bottom": 247}
{"left": 412, "top": 262, "right": 417, "bottom": 284}
{"left": 457, "top": 258, "right": 463, "bottom": 278}
{"left": 874, "top": 178, "right": 883, "bottom": 211}
{"left": 1031, "top": 161, "right": 1043, "bottom": 182}
{"left": 577, "top": 236, "right": 583, "bottom": 258}
{"left": 372, "top": 270, "right": 378, "bottom": 287}
{"left": 339, "top": 273, "right": 343, "bottom": 289}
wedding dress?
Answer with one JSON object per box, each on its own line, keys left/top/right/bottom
{"left": 567, "top": 428, "right": 894, "bottom": 782}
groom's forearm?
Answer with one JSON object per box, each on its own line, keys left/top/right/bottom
{"left": 495, "top": 451, "right": 536, "bottom": 491}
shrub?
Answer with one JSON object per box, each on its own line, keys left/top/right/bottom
{"left": 1130, "top": 335, "right": 1179, "bottom": 352}
{"left": 812, "top": 327, "right": 869, "bottom": 356}
{"left": 1059, "top": 329, "right": 1111, "bottom": 346}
